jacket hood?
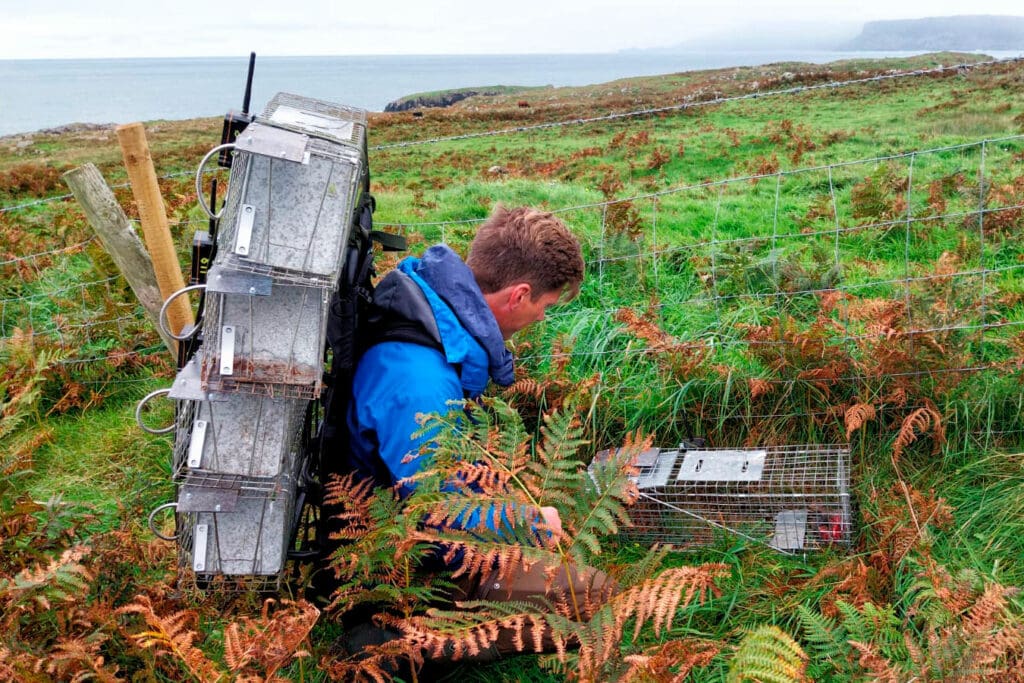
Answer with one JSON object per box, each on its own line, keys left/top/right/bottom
{"left": 372, "top": 245, "right": 515, "bottom": 393}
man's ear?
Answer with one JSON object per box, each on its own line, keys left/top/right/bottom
{"left": 508, "top": 282, "right": 533, "bottom": 308}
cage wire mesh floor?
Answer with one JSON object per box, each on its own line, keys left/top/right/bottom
{"left": 594, "top": 444, "right": 852, "bottom": 553}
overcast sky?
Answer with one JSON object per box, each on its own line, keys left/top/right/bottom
{"left": 2, "top": 0, "right": 1023, "bottom": 59}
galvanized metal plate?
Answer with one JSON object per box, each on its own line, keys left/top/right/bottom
{"left": 205, "top": 266, "right": 273, "bottom": 296}
{"left": 235, "top": 122, "right": 309, "bottom": 163}
{"left": 168, "top": 357, "right": 208, "bottom": 401}
{"left": 677, "top": 449, "right": 767, "bottom": 482}
{"left": 634, "top": 449, "right": 679, "bottom": 490}
{"left": 187, "top": 420, "right": 207, "bottom": 468}
{"left": 634, "top": 447, "right": 661, "bottom": 469}
{"left": 219, "top": 326, "right": 236, "bottom": 376}
{"left": 771, "top": 509, "right": 808, "bottom": 550}
{"left": 178, "top": 484, "right": 240, "bottom": 513}
{"left": 193, "top": 523, "right": 209, "bottom": 572}
{"left": 234, "top": 204, "right": 256, "bottom": 256}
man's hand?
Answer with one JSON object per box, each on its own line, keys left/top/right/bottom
{"left": 540, "top": 506, "right": 563, "bottom": 538}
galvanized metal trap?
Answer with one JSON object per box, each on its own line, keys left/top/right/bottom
{"left": 199, "top": 267, "right": 330, "bottom": 399}
{"left": 140, "top": 92, "right": 370, "bottom": 586}
{"left": 212, "top": 93, "right": 368, "bottom": 288}
{"left": 593, "top": 443, "right": 852, "bottom": 553}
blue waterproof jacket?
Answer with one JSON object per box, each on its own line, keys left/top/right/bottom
{"left": 346, "top": 245, "right": 514, "bottom": 495}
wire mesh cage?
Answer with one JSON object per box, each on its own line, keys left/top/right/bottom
{"left": 260, "top": 92, "right": 368, "bottom": 147}
{"left": 175, "top": 471, "right": 299, "bottom": 577}
{"left": 159, "top": 351, "right": 312, "bottom": 583}
{"left": 199, "top": 269, "right": 330, "bottom": 399}
{"left": 147, "top": 92, "right": 372, "bottom": 584}
{"left": 595, "top": 444, "right": 852, "bottom": 553}
{"left": 213, "top": 93, "right": 368, "bottom": 287}
{"left": 175, "top": 393, "right": 307, "bottom": 479}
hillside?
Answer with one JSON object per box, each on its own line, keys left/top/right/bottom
{"left": 845, "top": 15, "right": 1024, "bottom": 50}
{"left": 2, "top": 52, "right": 1024, "bottom": 681}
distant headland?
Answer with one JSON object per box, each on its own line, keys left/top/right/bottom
{"left": 844, "top": 15, "right": 1024, "bottom": 51}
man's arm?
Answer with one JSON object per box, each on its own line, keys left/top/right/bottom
{"left": 350, "top": 341, "right": 463, "bottom": 492}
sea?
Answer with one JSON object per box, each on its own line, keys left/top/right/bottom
{"left": 1, "top": 51, "right": 1021, "bottom": 138}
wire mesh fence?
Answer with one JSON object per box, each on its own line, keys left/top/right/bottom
{"left": 3, "top": 134, "right": 1023, "bottom": 444}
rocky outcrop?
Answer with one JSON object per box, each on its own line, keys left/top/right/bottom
{"left": 384, "top": 86, "right": 546, "bottom": 112}
{"left": 384, "top": 89, "right": 500, "bottom": 112}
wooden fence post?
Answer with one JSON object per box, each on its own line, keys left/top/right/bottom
{"left": 116, "top": 122, "right": 194, "bottom": 337}
{"left": 63, "top": 163, "right": 178, "bottom": 356}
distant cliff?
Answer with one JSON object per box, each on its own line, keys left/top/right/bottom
{"left": 845, "top": 15, "right": 1024, "bottom": 50}
{"left": 384, "top": 85, "right": 545, "bottom": 112}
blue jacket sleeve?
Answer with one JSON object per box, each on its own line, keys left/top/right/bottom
{"left": 349, "top": 341, "right": 463, "bottom": 495}
{"left": 348, "top": 341, "right": 539, "bottom": 538}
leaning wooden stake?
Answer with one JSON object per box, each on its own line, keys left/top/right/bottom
{"left": 63, "top": 163, "right": 178, "bottom": 355}
{"left": 116, "top": 122, "right": 193, "bottom": 338}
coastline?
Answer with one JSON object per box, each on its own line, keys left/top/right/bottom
{"left": 7, "top": 49, "right": 1021, "bottom": 138}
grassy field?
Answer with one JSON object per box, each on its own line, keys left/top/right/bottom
{"left": 2, "top": 51, "right": 1024, "bottom": 681}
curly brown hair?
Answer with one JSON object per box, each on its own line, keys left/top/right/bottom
{"left": 466, "top": 205, "right": 584, "bottom": 300}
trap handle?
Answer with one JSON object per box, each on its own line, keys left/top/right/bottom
{"left": 195, "top": 144, "right": 235, "bottom": 219}
{"left": 160, "top": 284, "right": 206, "bottom": 340}
{"left": 148, "top": 502, "right": 179, "bottom": 541}
{"left": 135, "top": 388, "right": 175, "bottom": 434}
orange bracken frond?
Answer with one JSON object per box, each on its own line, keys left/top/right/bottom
{"left": 44, "top": 634, "right": 122, "bottom": 683}
{"left": 118, "top": 594, "right": 225, "bottom": 682}
{"left": 620, "top": 638, "right": 720, "bottom": 682}
{"left": 845, "top": 402, "right": 877, "bottom": 439}
{"left": 411, "top": 530, "right": 532, "bottom": 583}
{"left": 611, "top": 564, "right": 729, "bottom": 642}
{"left": 506, "top": 378, "right": 544, "bottom": 398}
{"left": 892, "top": 404, "right": 945, "bottom": 461}
{"left": 849, "top": 640, "right": 902, "bottom": 682}
{"left": 882, "top": 385, "right": 908, "bottom": 408}
{"left": 223, "top": 599, "right": 319, "bottom": 680}
{"left": 748, "top": 378, "right": 773, "bottom": 400}
{"left": 962, "top": 583, "right": 1018, "bottom": 638}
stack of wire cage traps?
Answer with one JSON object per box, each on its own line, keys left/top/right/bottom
{"left": 143, "top": 93, "right": 368, "bottom": 586}
{"left": 592, "top": 443, "right": 852, "bottom": 554}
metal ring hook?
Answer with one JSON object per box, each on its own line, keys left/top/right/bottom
{"left": 159, "top": 284, "right": 206, "bottom": 340}
{"left": 195, "top": 144, "right": 235, "bottom": 219}
{"left": 135, "top": 388, "right": 174, "bottom": 434}
{"left": 148, "top": 502, "right": 179, "bottom": 541}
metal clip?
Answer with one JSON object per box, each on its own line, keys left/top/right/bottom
{"left": 234, "top": 204, "right": 255, "bottom": 256}
{"left": 220, "top": 326, "right": 235, "bottom": 375}
{"left": 193, "top": 523, "right": 209, "bottom": 572}
{"left": 187, "top": 420, "right": 207, "bottom": 468}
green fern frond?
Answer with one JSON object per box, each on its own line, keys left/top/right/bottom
{"left": 796, "top": 604, "right": 848, "bottom": 662}
{"left": 535, "top": 408, "right": 589, "bottom": 469}
{"left": 0, "top": 544, "right": 92, "bottom": 612}
{"left": 727, "top": 624, "right": 808, "bottom": 683}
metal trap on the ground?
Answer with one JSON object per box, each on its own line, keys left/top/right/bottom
{"left": 593, "top": 444, "right": 852, "bottom": 553}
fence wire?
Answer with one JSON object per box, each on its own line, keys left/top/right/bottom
{"left": 2, "top": 124, "right": 1023, "bottom": 451}
{"left": 371, "top": 56, "right": 1024, "bottom": 151}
